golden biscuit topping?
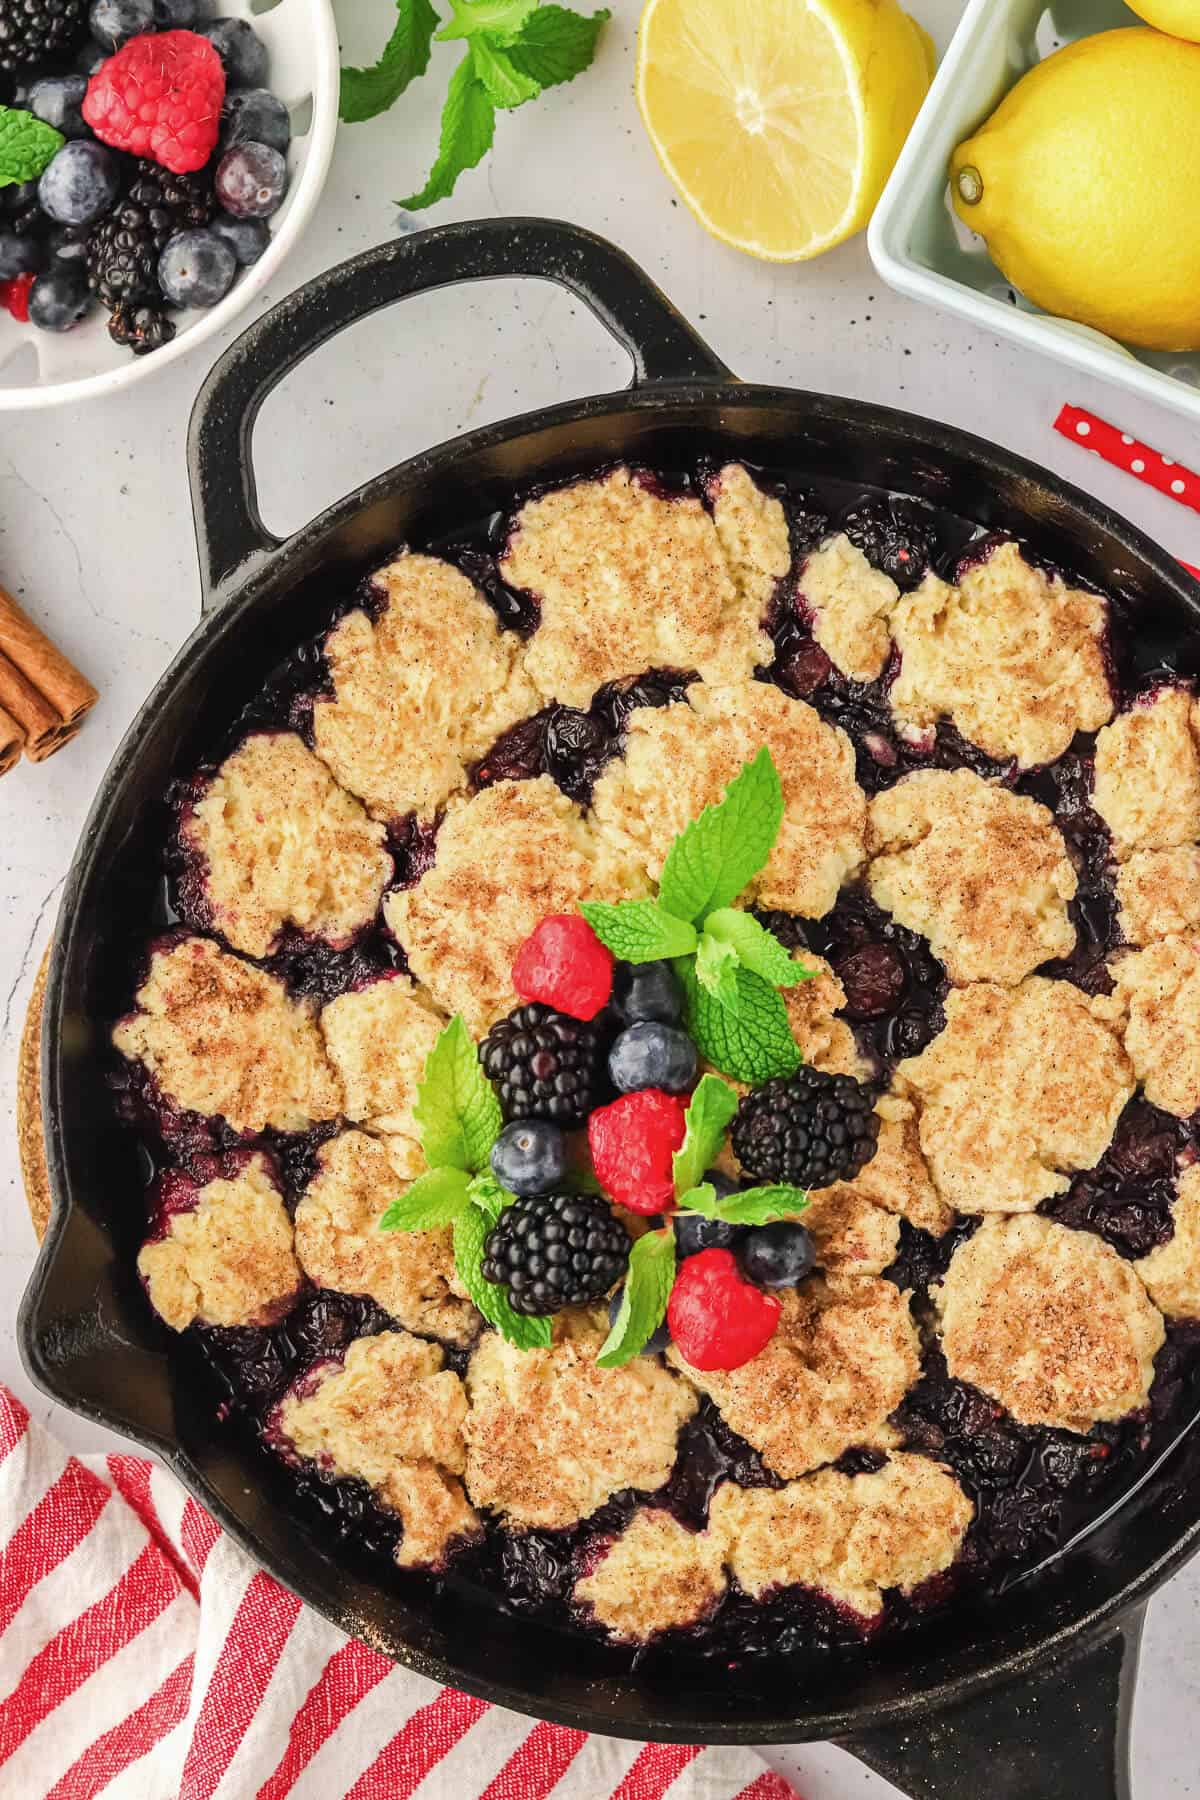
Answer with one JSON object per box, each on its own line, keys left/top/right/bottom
{"left": 797, "top": 534, "right": 899, "bottom": 682}
{"left": 780, "top": 951, "right": 870, "bottom": 1080}
{"left": 866, "top": 769, "right": 1077, "bottom": 985}
{"left": 896, "top": 979, "right": 1133, "bottom": 1212}
{"left": 590, "top": 681, "right": 866, "bottom": 919}
{"left": 138, "top": 1154, "right": 300, "bottom": 1331}
{"left": 709, "top": 1453, "right": 973, "bottom": 1617}
{"left": 574, "top": 1508, "right": 727, "bottom": 1642}
{"left": 1107, "top": 938, "right": 1200, "bottom": 1118}
{"left": 709, "top": 463, "right": 793, "bottom": 616}
{"left": 1116, "top": 847, "right": 1200, "bottom": 946}
{"left": 1135, "top": 1165, "right": 1200, "bottom": 1320}
{"left": 312, "top": 553, "right": 538, "bottom": 822}
{"left": 293, "top": 1131, "right": 479, "bottom": 1346}
{"left": 113, "top": 936, "right": 343, "bottom": 1135}
{"left": 320, "top": 974, "right": 445, "bottom": 1160}
{"left": 888, "top": 541, "right": 1112, "bottom": 767}
{"left": 669, "top": 1276, "right": 919, "bottom": 1478}
{"left": 385, "top": 777, "right": 646, "bottom": 1033}
{"left": 463, "top": 1307, "right": 697, "bottom": 1528}
{"left": 185, "top": 731, "right": 392, "bottom": 961}
{"left": 934, "top": 1215, "right": 1164, "bottom": 1433}
{"left": 503, "top": 467, "right": 779, "bottom": 708}
{"left": 1093, "top": 686, "right": 1200, "bottom": 860}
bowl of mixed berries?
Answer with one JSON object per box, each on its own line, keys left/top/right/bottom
{"left": 0, "top": 0, "right": 337, "bottom": 406}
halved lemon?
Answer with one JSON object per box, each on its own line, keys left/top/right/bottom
{"left": 636, "top": 0, "right": 935, "bottom": 262}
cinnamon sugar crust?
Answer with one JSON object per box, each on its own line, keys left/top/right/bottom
{"left": 866, "top": 769, "right": 1077, "bottom": 986}
{"left": 293, "top": 1131, "right": 479, "bottom": 1346}
{"left": 319, "top": 973, "right": 444, "bottom": 1164}
{"left": 1107, "top": 937, "right": 1200, "bottom": 1117}
{"left": 574, "top": 1508, "right": 727, "bottom": 1642}
{"left": 797, "top": 533, "right": 899, "bottom": 682}
{"left": 312, "top": 552, "right": 538, "bottom": 823}
{"left": 668, "top": 1276, "right": 920, "bottom": 1479}
{"left": 1135, "top": 1164, "right": 1200, "bottom": 1320}
{"left": 590, "top": 681, "right": 867, "bottom": 919}
{"left": 113, "top": 936, "right": 343, "bottom": 1135}
{"left": 1093, "top": 686, "right": 1200, "bottom": 860}
{"left": 710, "top": 1453, "right": 973, "bottom": 1617}
{"left": 1116, "top": 847, "right": 1200, "bottom": 945}
{"left": 934, "top": 1215, "right": 1164, "bottom": 1433}
{"left": 385, "top": 777, "right": 647, "bottom": 1034}
{"left": 464, "top": 1307, "right": 697, "bottom": 1529}
{"left": 138, "top": 1153, "right": 301, "bottom": 1331}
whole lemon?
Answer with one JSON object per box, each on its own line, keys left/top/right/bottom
{"left": 1124, "top": 0, "right": 1200, "bottom": 40}
{"left": 951, "top": 28, "right": 1200, "bottom": 350}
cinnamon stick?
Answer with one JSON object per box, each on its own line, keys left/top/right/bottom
{"left": 0, "top": 702, "right": 23, "bottom": 775}
{"left": 0, "top": 584, "right": 98, "bottom": 762}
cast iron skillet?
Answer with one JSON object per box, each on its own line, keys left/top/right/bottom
{"left": 20, "top": 219, "right": 1200, "bottom": 1800}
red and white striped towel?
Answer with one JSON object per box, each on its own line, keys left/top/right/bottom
{"left": 0, "top": 1387, "right": 799, "bottom": 1800}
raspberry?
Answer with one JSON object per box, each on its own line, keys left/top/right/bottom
{"left": 588, "top": 1087, "right": 687, "bottom": 1215}
{"left": 83, "top": 30, "right": 226, "bottom": 175}
{"left": 667, "top": 1247, "right": 781, "bottom": 1371}
{"left": 512, "top": 914, "right": 613, "bottom": 1021}
{"left": 0, "top": 271, "right": 34, "bottom": 321}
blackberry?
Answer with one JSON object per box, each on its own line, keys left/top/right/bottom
{"left": 731, "top": 1067, "right": 880, "bottom": 1188}
{"left": 0, "top": 0, "right": 87, "bottom": 73}
{"left": 87, "top": 161, "right": 214, "bottom": 308}
{"left": 481, "top": 1192, "right": 629, "bottom": 1315}
{"left": 480, "top": 1002, "right": 607, "bottom": 1129}
{"left": 841, "top": 498, "right": 938, "bottom": 592}
{"left": 108, "top": 301, "right": 176, "bottom": 355}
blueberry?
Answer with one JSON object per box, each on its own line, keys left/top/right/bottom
{"left": 89, "top": 0, "right": 155, "bottom": 46}
{"left": 221, "top": 87, "right": 290, "bottom": 154}
{"left": 737, "top": 1221, "right": 816, "bottom": 1289}
{"left": 158, "top": 228, "right": 237, "bottom": 306}
{"left": 0, "top": 230, "right": 44, "bottom": 279}
{"left": 209, "top": 212, "right": 270, "bottom": 266}
{"left": 616, "top": 960, "right": 683, "bottom": 1024}
{"left": 215, "top": 141, "right": 287, "bottom": 218}
{"left": 28, "top": 75, "right": 90, "bottom": 140}
{"left": 28, "top": 266, "right": 93, "bottom": 332}
{"left": 608, "top": 1283, "right": 670, "bottom": 1354}
{"left": 675, "top": 1212, "right": 741, "bottom": 1257}
{"left": 153, "top": 0, "right": 200, "bottom": 21}
{"left": 201, "top": 18, "right": 268, "bottom": 87}
{"left": 38, "top": 142, "right": 119, "bottom": 226}
{"left": 608, "top": 1021, "right": 697, "bottom": 1094}
{"left": 489, "top": 1120, "right": 568, "bottom": 1197}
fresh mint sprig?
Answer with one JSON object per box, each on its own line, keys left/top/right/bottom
{"left": 341, "top": 0, "right": 609, "bottom": 209}
{"left": 0, "top": 106, "right": 63, "bottom": 187}
{"left": 380, "top": 1014, "right": 551, "bottom": 1348}
{"left": 596, "top": 1075, "right": 807, "bottom": 1366}
{"left": 580, "top": 748, "right": 814, "bottom": 1082}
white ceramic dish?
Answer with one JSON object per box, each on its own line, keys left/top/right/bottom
{"left": 0, "top": 0, "right": 339, "bottom": 411}
{"left": 869, "top": 0, "right": 1200, "bottom": 427}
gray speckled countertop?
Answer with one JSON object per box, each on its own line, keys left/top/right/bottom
{"left": 1, "top": 2, "right": 1197, "bottom": 1792}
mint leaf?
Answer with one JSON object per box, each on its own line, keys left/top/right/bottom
{"left": 399, "top": 60, "right": 495, "bottom": 209}
{"left": 597, "top": 1225, "right": 675, "bottom": 1367}
{"left": 683, "top": 1182, "right": 808, "bottom": 1225}
{"left": 673, "top": 1074, "right": 738, "bottom": 1196}
{"left": 0, "top": 107, "right": 63, "bottom": 187}
{"left": 340, "top": 0, "right": 440, "bottom": 122}
{"left": 466, "top": 1169, "right": 512, "bottom": 1225}
{"left": 681, "top": 961, "right": 801, "bottom": 1084}
{"left": 470, "top": 35, "right": 541, "bottom": 106}
{"left": 439, "top": 0, "right": 537, "bottom": 39}
{"left": 658, "top": 748, "right": 784, "bottom": 923}
{"left": 453, "top": 1200, "right": 552, "bottom": 1349}
{"left": 379, "top": 1165, "right": 473, "bottom": 1232}
{"left": 694, "top": 931, "right": 741, "bottom": 1014}
{"left": 414, "top": 1015, "right": 502, "bottom": 1173}
{"left": 703, "top": 909, "right": 814, "bottom": 989}
{"left": 580, "top": 898, "right": 698, "bottom": 963}
{"left": 506, "top": 5, "right": 609, "bottom": 87}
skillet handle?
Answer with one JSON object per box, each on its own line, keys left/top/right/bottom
{"left": 836, "top": 1609, "right": 1144, "bottom": 1800}
{"left": 187, "top": 216, "right": 733, "bottom": 609}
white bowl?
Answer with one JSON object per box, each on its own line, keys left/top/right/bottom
{"left": 0, "top": 0, "right": 339, "bottom": 411}
{"left": 868, "top": 0, "right": 1200, "bottom": 428}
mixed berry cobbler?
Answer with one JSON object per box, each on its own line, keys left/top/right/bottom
{"left": 110, "top": 460, "right": 1200, "bottom": 1666}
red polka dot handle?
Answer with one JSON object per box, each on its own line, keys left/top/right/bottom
{"left": 1055, "top": 403, "right": 1200, "bottom": 515}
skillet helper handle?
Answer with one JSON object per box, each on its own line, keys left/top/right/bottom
{"left": 188, "top": 216, "right": 733, "bottom": 609}
{"left": 837, "top": 1609, "right": 1144, "bottom": 1800}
